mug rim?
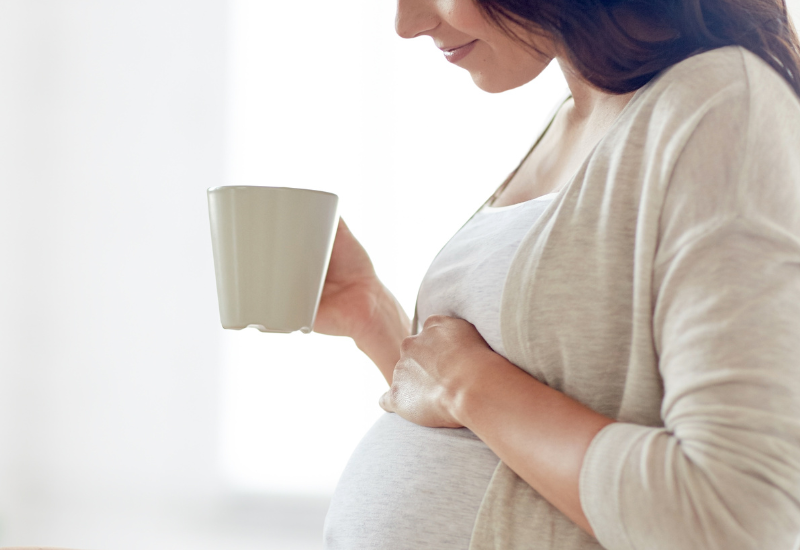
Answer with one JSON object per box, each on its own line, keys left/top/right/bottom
{"left": 207, "top": 185, "right": 337, "bottom": 199}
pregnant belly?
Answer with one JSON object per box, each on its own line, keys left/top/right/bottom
{"left": 323, "top": 413, "right": 500, "bottom": 550}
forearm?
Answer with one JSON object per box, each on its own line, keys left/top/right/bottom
{"left": 453, "top": 350, "right": 614, "bottom": 535}
{"left": 354, "top": 284, "right": 411, "bottom": 385}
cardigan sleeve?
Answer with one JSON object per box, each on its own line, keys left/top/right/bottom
{"left": 579, "top": 54, "right": 800, "bottom": 550}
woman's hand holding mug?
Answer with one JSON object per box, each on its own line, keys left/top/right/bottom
{"left": 314, "top": 218, "right": 383, "bottom": 340}
{"left": 314, "top": 219, "right": 411, "bottom": 384}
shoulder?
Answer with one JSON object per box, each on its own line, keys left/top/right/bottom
{"left": 632, "top": 46, "right": 800, "bottom": 133}
{"left": 642, "top": 45, "right": 800, "bottom": 174}
{"left": 641, "top": 48, "right": 800, "bottom": 258}
{"left": 613, "top": 46, "right": 800, "bottom": 179}
{"left": 651, "top": 46, "right": 750, "bottom": 99}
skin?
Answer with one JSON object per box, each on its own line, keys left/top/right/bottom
{"left": 314, "top": 0, "right": 646, "bottom": 538}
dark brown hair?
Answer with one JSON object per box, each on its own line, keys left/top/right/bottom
{"left": 475, "top": 0, "right": 800, "bottom": 97}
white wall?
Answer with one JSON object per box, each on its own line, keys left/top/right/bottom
{"left": 0, "top": 0, "right": 228, "bottom": 531}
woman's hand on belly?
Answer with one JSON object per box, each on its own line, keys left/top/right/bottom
{"left": 379, "top": 314, "right": 494, "bottom": 428}
{"left": 379, "top": 313, "right": 615, "bottom": 537}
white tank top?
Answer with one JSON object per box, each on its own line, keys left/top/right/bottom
{"left": 416, "top": 192, "right": 558, "bottom": 356}
{"left": 324, "top": 193, "right": 557, "bottom": 550}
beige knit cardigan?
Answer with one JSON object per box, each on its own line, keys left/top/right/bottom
{"left": 467, "top": 46, "right": 800, "bottom": 550}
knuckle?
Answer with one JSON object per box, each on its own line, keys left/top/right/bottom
{"left": 400, "top": 335, "right": 415, "bottom": 352}
{"left": 422, "top": 314, "right": 441, "bottom": 329}
{"left": 392, "top": 358, "right": 405, "bottom": 373}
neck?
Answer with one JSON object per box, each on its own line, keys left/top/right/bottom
{"left": 557, "top": 57, "right": 636, "bottom": 125}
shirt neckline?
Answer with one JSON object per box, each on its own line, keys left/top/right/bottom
{"left": 481, "top": 191, "right": 559, "bottom": 213}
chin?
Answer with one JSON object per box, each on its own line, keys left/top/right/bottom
{"left": 468, "top": 67, "right": 542, "bottom": 94}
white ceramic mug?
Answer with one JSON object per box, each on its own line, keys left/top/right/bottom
{"left": 207, "top": 186, "right": 339, "bottom": 333}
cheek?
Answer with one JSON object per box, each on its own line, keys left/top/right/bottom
{"left": 445, "top": 0, "right": 493, "bottom": 37}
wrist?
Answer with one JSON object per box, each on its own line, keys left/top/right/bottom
{"left": 448, "top": 346, "right": 506, "bottom": 427}
{"left": 353, "top": 282, "right": 411, "bottom": 385}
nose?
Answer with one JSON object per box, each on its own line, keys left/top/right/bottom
{"left": 395, "top": 0, "right": 439, "bottom": 39}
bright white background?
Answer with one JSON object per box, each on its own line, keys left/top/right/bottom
{"left": 0, "top": 0, "right": 798, "bottom": 549}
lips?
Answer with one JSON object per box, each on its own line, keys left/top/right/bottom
{"left": 441, "top": 40, "right": 477, "bottom": 64}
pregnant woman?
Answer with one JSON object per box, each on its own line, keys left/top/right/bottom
{"left": 314, "top": 1, "right": 800, "bottom": 549}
